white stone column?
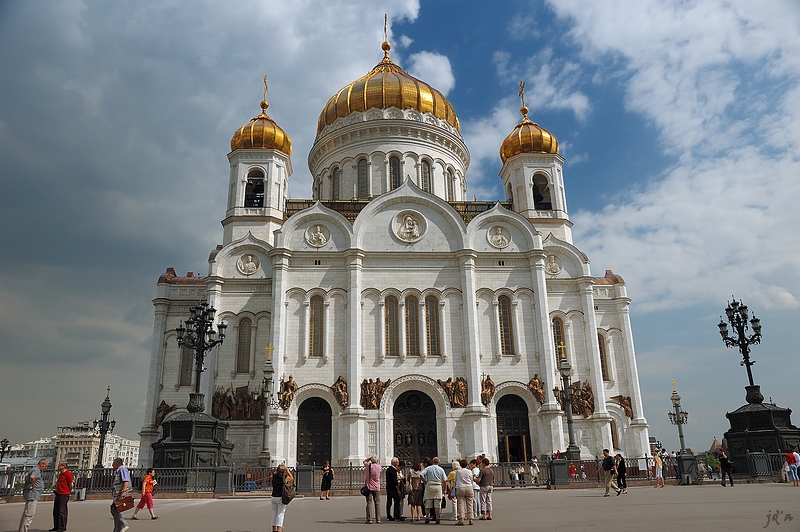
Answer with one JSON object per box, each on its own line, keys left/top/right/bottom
{"left": 249, "top": 322, "right": 257, "bottom": 378}
{"left": 138, "top": 298, "right": 169, "bottom": 466}
{"left": 580, "top": 282, "right": 607, "bottom": 415}
{"left": 269, "top": 249, "right": 291, "bottom": 396}
{"left": 526, "top": 250, "right": 563, "bottom": 454}
{"left": 617, "top": 290, "right": 647, "bottom": 427}
{"left": 456, "top": 251, "right": 482, "bottom": 409}
{"left": 511, "top": 299, "right": 522, "bottom": 361}
{"left": 323, "top": 300, "right": 330, "bottom": 362}
{"left": 346, "top": 250, "right": 364, "bottom": 408}
{"left": 399, "top": 299, "right": 407, "bottom": 361}
{"left": 419, "top": 300, "right": 428, "bottom": 360}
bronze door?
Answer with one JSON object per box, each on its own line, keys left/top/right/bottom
{"left": 496, "top": 394, "right": 532, "bottom": 462}
{"left": 297, "top": 398, "right": 332, "bottom": 465}
{"left": 393, "top": 391, "right": 437, "bottom": 463}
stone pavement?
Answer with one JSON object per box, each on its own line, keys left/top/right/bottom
{"left": 1, "top": 483, "right": 797, "bottom": 531}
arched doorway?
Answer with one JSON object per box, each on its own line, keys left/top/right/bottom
{"left": 496, "top": 394, "right": 532, "bottom": 462}
{"left": 393, "top": 390, "right": 437, "bottom": 463}
{"left": 296, "top": 397, "right": 332, "bottom": 465}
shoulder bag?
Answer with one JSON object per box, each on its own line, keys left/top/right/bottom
{"left": 282, "top": 482, "right": 296, "bottom": 504}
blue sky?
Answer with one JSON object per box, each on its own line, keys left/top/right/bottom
{"left": 1, "top": 0, "right": 798, "bottom": 456}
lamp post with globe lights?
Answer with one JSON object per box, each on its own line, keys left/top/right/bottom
{"left": 667, "top": 380, "right": 689, "bottom": 453}
{"left": 258, "top": 343, "right": 282, "bottom": 466}
{"left": 93, "top": 387, "right": 115, "bottom": 468}
{"left": 176, "top": 300, "right": 227, "bottom": 412}
{"left": 552, "top": 344, "right": 582, "bottom": 461}
{"left": 718, "top": 297, "right": 762, "bottom": 392}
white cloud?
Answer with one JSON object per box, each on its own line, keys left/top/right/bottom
{"left": 406, "top": 51, "right": 456, "bottom": 96}
{"left": 543, "top": 0, "right": 800, "bottom": 312}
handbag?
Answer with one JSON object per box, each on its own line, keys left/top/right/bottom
{"left": 360, "top": 484, "right": 371, "bottom": 497}
{"left": 114, "top": 495, "right": 134, "bottom": 512}
{"left": 282, "top": 483, "right": 296, "bottom": 505}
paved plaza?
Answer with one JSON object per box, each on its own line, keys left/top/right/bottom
{"left": 1, "top": 483, "right": 798, "bottom": 532}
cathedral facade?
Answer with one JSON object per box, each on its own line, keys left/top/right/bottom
{"left": 138, "top": 41, "right": 649, "bottom": 467}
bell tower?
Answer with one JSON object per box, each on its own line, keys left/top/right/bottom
{"left": 498, "top": 82, "right": 571, "bottom": 243}
{"left": 222, "top": 76, "right": 293, "bottom": 246}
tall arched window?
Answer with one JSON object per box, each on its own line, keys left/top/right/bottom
{"left": 389, "top": 156, "right": 401, "bottom": 190}
{"left": 421, "top": 160, "right": 432, "bottom": 193}
{"left": 309, "top": 296, "right": 324, "bottom": 357}
{"left": 357, "top": 159, "right": 368, "bottom": 197}
{"left": 314, "top": 178, "right": 321, "bottom": 200}
{"left": 332, "top": 167, "right": 341, "bottom": 200}
{"left": 498, "top": 295, "right": 515, "bottom": 356}
{"left": 236, "top": 318, "right": 252, "bottom": 373}
{"left": 179, "top": 345, "right": 193, "bottom": 386}
{"left": 552, "top": 317, "right": 566, "bottom": 359}
{"left": 385, "top": 296, "right": 399, "bottom": 357}
{"left": 446, "top": 169, "right": 455, "bottom": 201}
{"left": 244, "top": 169, "right": 265, "bottom": 207}
{"left": 405, "top": 296, "right": 419, "bottom": 356}
{"left": 425, "top": 296, "right": 441, "bottom": 355}
{"left": 598, "top": 333, "right": 609, "bottom": 381}
{"left": 533, "top": 175, "right": 552, "bottom": 210}
{"left": 506, "top": 183, "right": 513, "bottom": 207}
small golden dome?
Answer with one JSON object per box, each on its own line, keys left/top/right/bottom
{"left": 317, "top": 42, "right": 460, "bottom": 134}
{"left": 231, "top": 100, "right": 292, "bottom": 155}
{"left": 499, "top": 106, "right": 558, "bottom": 163}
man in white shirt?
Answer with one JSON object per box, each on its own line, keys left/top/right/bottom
{"left": 422, "top": 457, "right": 447, "bottom": 524}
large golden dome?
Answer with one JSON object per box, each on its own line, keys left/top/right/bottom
{"left": 231, "top": 100, "right": 292, "bottom": 155}
{"left": 317, "top": 42, "right": 460, "bottom": 135}
{"left": 499, "top": 105, "right": 558, "bottom": 163}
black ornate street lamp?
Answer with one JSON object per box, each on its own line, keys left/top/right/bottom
{"left": 667, "top": 380, "right": 688, "bottom": 452}
{"left": 93, "top": 387, "right": 115, "bottom": 468}
{"left": 0, "top": 438, "right": 10, "bottom": 462}
{"left": 552, "top": 344, "right": 581, "bottom": 460}
{"left": 176, "top": 300, "right": 227, "bottom": 413}
{"left": 259, "top": 343, "right": 282, "bottom": 466}
{"left": 718, "top": 297, "right": 762, "bottom": 386}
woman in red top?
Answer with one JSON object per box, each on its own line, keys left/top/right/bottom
{"left": 131, "top": 468, "right": 159, "bottom": 520}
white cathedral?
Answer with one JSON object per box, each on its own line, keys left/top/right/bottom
{"left": 138, "top": 39, "right": 649, "bottom": 467}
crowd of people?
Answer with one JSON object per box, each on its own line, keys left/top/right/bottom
{"left": 356, "top": 454, "right": 500, "bottom": 525}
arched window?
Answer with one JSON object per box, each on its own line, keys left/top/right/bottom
{"left": 533, "top": 175, "right": 552, "bottom": 210}
{"left": 179, "top": 345, "right": 193, "bottom": 386}
{"left": 385, "top": 296, "right": 399, "bottom": 357}
{"left": 389, "top": 156, "right": 401, "bottom": 190}
{"left": 552, "top": 317, "right": 566, "bottom": 359}
{"left": 405, "top": 296, "right": 419, "bottom": 356}
{"left": 244, "top": 169, "right": 265, "bottom": 207}
{"left": 425, "top": 296, "right": 441, "bottom": 355}
{"left": 421, "top": 160, "right": 432, "bottom": 193}
{"left": 506, "top": 183, "right": 513, "bottom": 207}
{"left": 610, "top": 419, "right": 620, "bottom": 450}
{"left": 314, "top": 178, "right": 321, "bottom": 200}
{"left": 498, "top": 295, "right": 515, "bottom": 356}
{"left": 309, "top": 296, "right": 324, "bottom": 357}
{"left": 446, "top": 169, "right": 455, "bottom": 201}
{"left": 357, "top": 159, "right": 369, "bottom": 197}
{"left": 598, "top": 333, "right": 609, "bottom": 381}
{"left": 236, "top": 318, "right": 252, "bottom": 373}
{"left": 332, "top": 167, "right": 341, "bottom": 200}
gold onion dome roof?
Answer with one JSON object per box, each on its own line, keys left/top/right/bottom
{"left": 317, "top": 41, "right": 460, "bottom": 135}
{"left": 230, "top": 99, "right": 292, "bottom": 156}
{"left": 499, "top": 104, "right": 558, "bottom": 164}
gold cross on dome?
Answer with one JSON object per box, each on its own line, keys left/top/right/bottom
{"left": 384, "top": 14, "right": 388, "bottom": 43}
{"left": 265, "top": 342, "right": 275, "bottom": 361}
{"left": 519, "top": 81, "right": 526, "bottom": 109}
{"left": 671, "top": 379, "right": 676, "bottom": 392}
{"left": 263, "top": 75, "right": 268, "bottom": 102}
